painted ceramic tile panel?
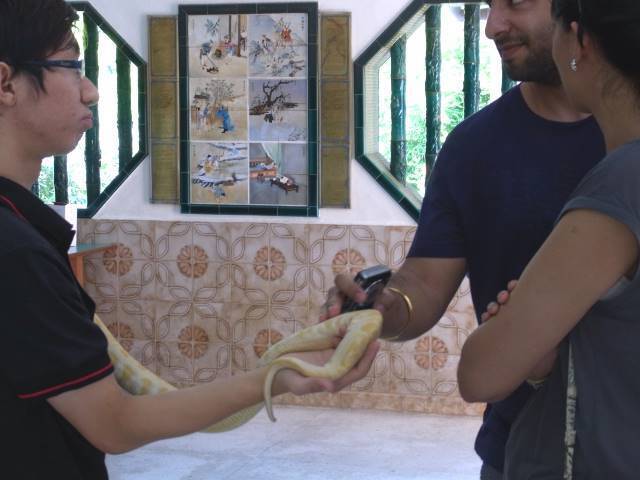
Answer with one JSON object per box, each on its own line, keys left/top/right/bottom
{"left": 183, "top": 7, "right": 313, "bottom": 212}
{"left": 249, "top": 142, "right": 307, "bottom": 205}
{"left": 190, "top": 142, "right": 249, "bottom": 204}
{"left": 249, "top": 79, "right": 307, "bottom": 141}
{"left": 189, "top": 78, "right": 248, "bottom": 141}
{"left": 187, "top": 15, "right": 248, "bottom": 78}
{"left": 247, "top": 14, "right": 308, "bottom": 78}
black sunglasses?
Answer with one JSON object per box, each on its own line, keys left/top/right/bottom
{"left": 22, "top": 59, "right": 83, "bottom": 72}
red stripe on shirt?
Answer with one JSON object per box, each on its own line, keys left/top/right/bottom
{"left": 0, "top": 194, "right": 27, "bottom": 221}
{"left": 18, "top": 362, "right": 113, "bottom": 399}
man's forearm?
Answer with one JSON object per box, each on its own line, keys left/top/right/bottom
{"left": 380, "top": 258, "right": 466, "bottom": 341}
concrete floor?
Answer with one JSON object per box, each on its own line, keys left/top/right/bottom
{"left": 107, "top": 406, "right": 482, "bottom": 480}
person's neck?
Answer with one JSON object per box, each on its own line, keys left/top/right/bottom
{"left": 520, "top": 82, "right": 591, "bottom": 123}
{"left": 0, "top": 133, "right": 42, "bottom": 190}
{"left": 590, "top": 92, "right": 640, "bottom": 153}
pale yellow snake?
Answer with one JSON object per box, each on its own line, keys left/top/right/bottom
{"left": 94, "top": 309, "right": 382, "bottom": 432}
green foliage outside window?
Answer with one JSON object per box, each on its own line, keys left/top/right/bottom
{"left": 378, "top": 5, "right": 503, "bottom": 199}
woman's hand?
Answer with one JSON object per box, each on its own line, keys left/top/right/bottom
{"left": 480, "top": 279, "right": 518, "bottom": 322}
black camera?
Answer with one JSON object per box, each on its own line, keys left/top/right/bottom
{"left": 341, "top": 264, "right": 392, "bottom": 313}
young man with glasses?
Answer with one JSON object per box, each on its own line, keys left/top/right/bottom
{"left": 0, "top": 1, "right": 378, "bottom": 478}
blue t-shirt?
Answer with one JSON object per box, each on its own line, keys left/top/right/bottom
{"left": 408, "top": 86, "right": 605, "bottom": 471}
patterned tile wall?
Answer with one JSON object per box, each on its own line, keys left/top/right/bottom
{"left": 78, "top": 219, "right": 483, "bottom": 417}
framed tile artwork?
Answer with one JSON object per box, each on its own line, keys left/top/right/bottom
{"left": 178, "top": 3, "right": 318, "bottom": 216}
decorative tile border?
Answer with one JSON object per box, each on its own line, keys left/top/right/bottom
{"left": 78, "top": 219, "right": 480, "bottom": 416}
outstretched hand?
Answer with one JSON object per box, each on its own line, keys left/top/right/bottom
{"left": 274, "top": 339, "right": 380, "bottom": 396}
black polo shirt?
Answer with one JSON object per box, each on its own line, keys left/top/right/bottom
{"left": 0, "top": 177, "right": 113, "bottom": 479}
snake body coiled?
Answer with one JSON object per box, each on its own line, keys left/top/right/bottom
{"left": 94, "top": 309, "right": 382, "bottom": 432}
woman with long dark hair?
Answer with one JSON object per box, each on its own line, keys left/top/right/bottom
{"left": 459, "top": 0, "right": 640, "bottom": 477}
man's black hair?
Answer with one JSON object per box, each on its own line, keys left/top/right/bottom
{"left": 0, "top": 0, "right": 79, "bottom": 90}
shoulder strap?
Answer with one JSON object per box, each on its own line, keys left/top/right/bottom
{"left": 563, "top": 342, "right": 577, "bottom": 479}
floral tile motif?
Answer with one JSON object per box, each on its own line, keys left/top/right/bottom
{"left": 414, "top": 335, "right": 450, "bottom": 372}
{"left": 105, "top": 320, "right": 136, "bottom": 353}
{"left": 330, "top": 246, "right": 368, "bottom": 276}
{"left": 102, "top": 243, "right": 135, "bottom": 277}
{"left": 253, "top": 245, "right": 287, "bottom": 281}
{"left": 177, "top": 244, "right": 210, "bottom": 279}
{"left": 177, "top": 324, "right": 210, "bottom": 360}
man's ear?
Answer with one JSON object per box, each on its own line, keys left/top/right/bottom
{"left": 0, "top": 62, "right": 17, "bottom": 107}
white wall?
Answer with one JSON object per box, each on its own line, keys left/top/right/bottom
{"left": 89, "top": 0, "right": 416, "bottom": 225}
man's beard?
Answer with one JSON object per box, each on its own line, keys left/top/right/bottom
{"left": 498, "top": 32, "right": 561, "bottom": 86}
{"left": 504, "top": 48, "right": 561, "bottom": 86}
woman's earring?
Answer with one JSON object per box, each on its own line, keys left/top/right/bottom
{"left": 570, "top": 58, "right": 578, "bottom": 72}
